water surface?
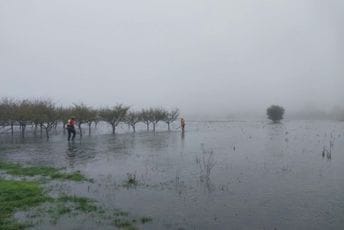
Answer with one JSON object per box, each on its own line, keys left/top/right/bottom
{"left": 1, "top": 120, "right": 343, "bottom": 229}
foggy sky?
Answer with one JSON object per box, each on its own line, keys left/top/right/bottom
{"left": 1, "top": 0, "right": 343, "bottom": 118}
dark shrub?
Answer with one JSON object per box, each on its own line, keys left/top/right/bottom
{"left": 267, "top": 105, "right": 285, "bottom": 122}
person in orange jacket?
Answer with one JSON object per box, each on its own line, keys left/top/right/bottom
{"left": 66, "top": 117, "right": 76, "bottom": 141}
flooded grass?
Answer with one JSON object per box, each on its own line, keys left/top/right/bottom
{"left": 0, "top": 161, "right": 88, "bottom": 182}
{"left": 0, "top": 160, "right": 153, "bottom": 229}
{"left": 112, "top": 218, "right": 137, "bottom": 230}
{"left": 57, "top": 195, "right": 98, "bottom": 213}
{"left": 0, "top": 179, "right": 50, "bottom": 230}
{"left": 45, "top": 196, "right": 150, "bottom": 229}
{"left": 46, "top": 195, "right": 99, "bottom": 225}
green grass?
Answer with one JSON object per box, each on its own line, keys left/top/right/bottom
{"left": 0, "top": 179, "right": 50, "bottom": 230}
{"left": 56, "top": 204, "right": 71, "bottom": 215}
{"left": 47, "top": 195, "right": 98, "bottom": 224}
{"left": 0, "top": 161, "right": 88, "bottom": 182}
{"left": 0, "top": 161, "right": 152, "bottom": 229}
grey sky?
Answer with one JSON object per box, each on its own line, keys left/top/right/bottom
{"left": 1, "top": 0, "right": 343, "bottom": 117}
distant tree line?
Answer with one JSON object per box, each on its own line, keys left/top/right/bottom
{"left": 0, "top": 98, "right": 179, "bottom": 139}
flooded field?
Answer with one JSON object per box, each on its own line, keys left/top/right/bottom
{"left": 1, "top": 120, "right": 344, "bottom": 230}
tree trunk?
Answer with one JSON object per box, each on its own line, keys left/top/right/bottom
{"left": 45, "top": 127, "right": 50, "bottom": 139}
{"left": 88, "top": 123, "right": 91, "bottom": 135}
{"left": 11, "top": 123, "right": 13, "bottom": 136}
{"left": 167, "top": 122, "right": 170, "bottom": 131}
{"left": 78, "top": 124, "right": 83, "bottom": 137}
{"left": 34, "top": 124, "right": 38, "bottom": 135}
{"left": 131, "top": 124, "right": 136, "bottom": 133}
{"left": 153, "top": 122, "right": 156, "bottom": 133}
{"left": 146, "top": 122, "right": 149, "bottom": 131}
{"left": 112, "top": 124, "right": 116, "bottom": 134}
{"left": 21, "top": 124, "right": 26, "bottom": 137}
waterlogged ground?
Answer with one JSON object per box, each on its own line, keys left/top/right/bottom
{"left": 1, "top": 120, "right": 344, "bottom": 229}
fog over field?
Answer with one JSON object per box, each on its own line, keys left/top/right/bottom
{"left": 1, "top": 2, "right": 344, "bottom": 229}
{"left": 0, "top": 0, "right": 343, "bottom": 119}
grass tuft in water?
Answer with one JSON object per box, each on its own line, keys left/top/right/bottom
{"left": 140, "top": 216, "right": 153, "bottom": 224}
{"left": 0, "top": 161, "right": 88, "bottom": 182}
{"left": 114, "top": 211, "right": 129, "bottom": 217}
{"left": 113, "top": 218, "right": 137, "bottom": 230}
{"left": 123, "top": 173, "right": 138, "bottom": 187}
{"left": 57, "top": 195, "right": 98, "bottom": 213}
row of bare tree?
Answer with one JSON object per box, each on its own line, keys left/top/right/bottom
{"left": 0, "top": 98, "right": 180, "bottom": 139}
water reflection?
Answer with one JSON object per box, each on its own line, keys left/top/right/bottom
{"left": 144, "top": 132, "right": 171, "bottom": 152}
{"left": 63, "top": 138, "right": 99, "bottom": 167}
{"left": 66, "top": 142, "right": 77, "bottom": 167}
{"left": 103, "top": 134, "right": 136, "bottom": 156}
{"left": 179, "top": 131, "right": 185, "bottom": 152}
{"left": 266, "top": 122, "right": 286, "bottom": 140}
{"left": 265, "top": 122, "right": 287, "bottom": 157}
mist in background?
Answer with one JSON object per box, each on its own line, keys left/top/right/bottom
{"left": 1, "top": 0, "right": 343, "bottom": 120}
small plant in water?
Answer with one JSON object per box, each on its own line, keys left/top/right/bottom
{"left": 140, "top": 216, "right": 153, "bottom": 224}
{"left": 322, "top": 132, "right": 336, "bottom": 160}
{"left": 124, "top": 173, "right": 138, "bottom": 187}
{"left": 196, "top": 145, "right": 216, "bottom": 182}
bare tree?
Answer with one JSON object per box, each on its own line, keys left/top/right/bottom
{"left": 94, "top": 113, "right": 101, "bottom": 128}
{"left": 0, "top": 98, "right": 17, "bottom": 136}
{"left": 99, "top": 104, "right": 129, "bottom": 134}
{"left": 149, "top": 108, "right": 167, "bottom": 133}
{"left": 29, "top": 99, "right": 44, "bottom": 136}
{"left": 163, "top": 108, "right": 179, "bottom": 131}
{"left": 72, "top": 103, "right": 97, "bottom": 137}
{"left": 86, "top": 109, "right": 98, "bottom": 135}
{"left": 126, "top": 111, "right": 141, "bottom": 133}
{"left": 140, "top": 109, "right": 151, "bottom": 131}
{"left": 15, "top": 100, "right": 33, "bottom": 137}
{"left": 32, "top": 100, "right": 59, "bottom": 139}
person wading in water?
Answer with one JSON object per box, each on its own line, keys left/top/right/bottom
{"left": 66, "top": 117, "right": 76, "bottom": 141}
{"left": 181, "top": 118, "right": 185, "bottom": 132}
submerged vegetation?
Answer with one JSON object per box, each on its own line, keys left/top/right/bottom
{"left": 322, "top": 132, "right": 336, "bottom": 160}
{"left": 0, "top": 179, "right": 50, "bottom": 230}
{"left": 0, "top": 161, "right": 88, "bottom": 182}
{"left": 0, "top": 160, "right": 152, "bottom": 229}
{"left": 56, "top": 195, "right": 98, "bottom": 213}
{"left": 196, "top": 145, "right": 216, "bottom": 182}
{"left": 123, "top": 173, "right": 139, "bottom": 188}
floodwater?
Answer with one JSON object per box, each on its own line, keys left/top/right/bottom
{"left": 1, "top": 120, "right": 344, "bottom": 230}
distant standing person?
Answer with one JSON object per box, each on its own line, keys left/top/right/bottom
{"left": 66, "top": 117, "right": 76, "bottom": 141}
{"left": 181, "top": 118, "right": 185, "bottom": 132}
